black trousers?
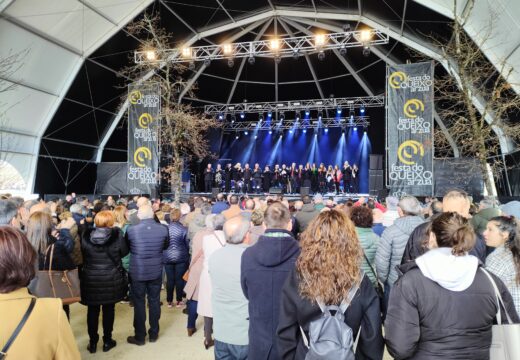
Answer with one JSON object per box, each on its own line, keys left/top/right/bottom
{"left": 204, "top": 180, "right": 212, "bottom": 193}
{"left": 87, "top": 303, "right": 115, "bottom": 343}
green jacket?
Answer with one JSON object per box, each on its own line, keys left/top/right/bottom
{"left": 471, "top": 207, "right": 501, "bottom": 235}
{"left": 356, "top": 227, "right": 380, "bottom": 286}
{"left": 119, "top": 223, "right": 131, "bottom": 271}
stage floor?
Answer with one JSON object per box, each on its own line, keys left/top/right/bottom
{"left": 167, "top": 192, "right": 370, "bottom": 202}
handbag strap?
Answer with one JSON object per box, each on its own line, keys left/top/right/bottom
{"left": 186, "top": 249, "right": 204, "bottom": 273}
{"left": 361, "top": 249, "right": 378, "bottom": 281}
{"left": 480, "top": 268, "right": 513, "bottom": 324}
{"left": 0, "top": 298, "right": 36, "bottom": 359}
{"left": 43, "top": 244, "right": 55, "bottom": 273}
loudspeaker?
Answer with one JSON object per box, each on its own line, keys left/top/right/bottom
{"left": 212, "top": 187, "right": 220, "bottom": 199}
{"left": 269, "top": 187, "right": 283, "bottom": 194}
{"left": 369, "top": 170, "right": 384, "bottom": 193}
{"left": 300, "top": 187, "right": 310, "bottom": 196}
{"left": 369, "top": 155, "right": 383, "bottom": 170}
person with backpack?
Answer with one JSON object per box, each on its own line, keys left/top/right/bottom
{"left": 277, "top": 210, "right": 384, "bottom": 360}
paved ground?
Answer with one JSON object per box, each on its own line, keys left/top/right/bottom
{"left": 70, "top": 291, "right": 392, "bottom": 359}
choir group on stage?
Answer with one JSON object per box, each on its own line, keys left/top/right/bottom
{"left": 204, "top": 161, "right": 359, "bottom": 194}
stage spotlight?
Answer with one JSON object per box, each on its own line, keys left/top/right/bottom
{"left": 223, "top": 43, "right": 233, "bottom": 55}
{"left": 228, "top": 58, "right": 235, "bottom": 67}
{"left": 363, "top": 46, "right": 371, "bottom": 57}
{"left": 245, "top": 131, "right": 249, "bottom": 135}
{"left": 267, "top": 111, "right": 272, "bottom": 118}
{"left": 203, "top": 59, "right": 211, "bottom": 67}
{"left": 360, "top": 29, "right": 371, "bottom": 42}
{"left": 231, "top": 115, "right": 236, "bottom": 123}
{"left": 248, "top": 56, "right": 255, "bottom": 65}
{"left": 336, "top": 107, "right": 342, "bottom": 115}
{"left": 235, "top": 134, "right": 239, "bottom": 139}
{"left": 296, "top": 112, "right": 301, "bottom": 121}
{"left": 259, "top": 114, "right": 264, "bottom": 121}
{"left": 254, "top": 135, "right": 258, "bottom": 139}
{"left": 342, "top": 129, "right": 345, "bottom": 134}
{"left": 218, "top": 113, "right": 224, "bottom": 120}
{"left": 270, "top": 38, "right": 281, "bottom": 51}
{"left": 314, "top": 133, "right": 318, "bottom": 137}
{"left": 303, "top": 129, "right": 307, "bottom": 134}
{"left": 280, "top": 112, "right": 285, "bottom": 121}
{"left": 279, "top": 134, "right": 283, "bottom": 138}
{"left": 324, "top": 128, "right": 329, "bottom": 133}
{"left": 339, "top": 47, "right": 347, "bottom": 56}
{"left": 354, "top": 127, "right": 358, "bottom": 131}
{"left": 240, "top": 112, "right": 245, "bottom": 119}
{"left": 289, "top": 129, "right": 293, "bottom": 134}
{"left": 145, "top": 49, "right": 157, "bottom": 61}
{"left": 364, "top": 130, "right": 367, "bottom": 134}
{"left": 315, "top": 34, "right": 326, "bottom": 47}
{"left": 305, "top": 109, "right": 310, "bottom": 116}
{"left": 317, "top": 52, "right": 325, "bottom": 61}
{"left": 269, "top": 130, "right": 273, "bottom": 134}
{"left": 182, "top": 47, "right": 192, "bottom": 58}
{"left": 188, "top": 61, "right": 195, "bottom": 70}
{"left": 292, "top": 51, "right": 300, "bottom": 60}
{"left": 318, "top": 111, "right": 323, "bottom": 121}
{"left": 360, "top": 107, "right": 365, "bottom": 115}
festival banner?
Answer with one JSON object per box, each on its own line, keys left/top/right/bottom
{"left": 386, "top": 62, "right": 434, "bottom": 196}
{"left": 127, "top": 83, "right": 160, "bottom": 196}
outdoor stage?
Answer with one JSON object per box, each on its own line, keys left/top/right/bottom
{"left": 166, "top": 192, "right": 370, "bottom": 203}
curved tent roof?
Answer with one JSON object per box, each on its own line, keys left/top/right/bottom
{"left": 0, "top": 0, "right": 519, "bottom": 195}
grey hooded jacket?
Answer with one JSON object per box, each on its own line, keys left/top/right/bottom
{"left": 375, "top": 215, "right": 424, "bottom": 285}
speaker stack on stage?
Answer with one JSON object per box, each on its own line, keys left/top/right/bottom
{"left": 369, "top": 155, "right": 385, "bottom": 198}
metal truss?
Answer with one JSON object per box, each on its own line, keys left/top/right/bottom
{"left": 205, "top": 96, "right": 384, "bottom": 115}
{"left": 221, "top": 116, "right": 370, "bottom": 132}
{"left": 135, "top": 30, "right": 389, "bottom": 64}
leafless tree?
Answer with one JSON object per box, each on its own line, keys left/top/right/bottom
{"left": 123, "top": 13, "right": 220, "bottom": 203}
{"left": 432, "top": 0, "right": 520, "bottom": 195}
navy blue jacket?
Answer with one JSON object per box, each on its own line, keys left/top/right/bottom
{"left": 125, "top": 219, "right": 169, "bottom": 281}
{"left": 164, "top": 221, "right": 189, "bottom": 264}
{"left": 241, "top": 229, "right": 301, "bottom": 360}
{"left": 212, "top": 201, "right": 229, "bottom": 214}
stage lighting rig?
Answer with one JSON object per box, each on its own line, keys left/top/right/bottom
{"left": 135, "top": 30, "right": 389, "bottom": 64}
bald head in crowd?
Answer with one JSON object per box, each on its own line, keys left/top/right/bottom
{"left": 137, "top": 197, "right": 151, "bottom": 208}
{"left": 264, "top": 202, "right": 292, "bottom": 231}
{"left": 137, "top": 205, "right": 154, "bottom": 220}
{"left": 245, "top": 199, "right": 255, "bottom": 211}
{"left": 442, "top": 190, "right": 470, "bottom": 218}
{"left": 223, "top": 216, "right": 251, "bottom": 245}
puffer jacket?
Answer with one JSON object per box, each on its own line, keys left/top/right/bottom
{"left": 294, "top": 204, "right": 320, "bottom": 234}
{"left": 356, "top": 227, "right": 380, "bottom": 286}
{"left": 125, "top": 219, "right": 169, "bottom": 281}
{"left": 38, "top": 230, "right": 75, "bottom": 271}
{"left": 375, "top": 215, "right": 424, "bottom": 285}
{"left": 164, "top": 221, "right": 189, "bottom": 264}
{"left": 80, "top": 227, "right": 129, "bottom": 305}
{"left": 386, "top": 252, "right": 520, "bottom": 359}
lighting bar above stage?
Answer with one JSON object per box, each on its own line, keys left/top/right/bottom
{"left": 205, "top": 96, "right": 384, "bottom": 115}
{"left": 135, "top": 30, "right": 389, "bottom": 64}
{"left": 221, "top": 116, "right": 369, "bottom": 132}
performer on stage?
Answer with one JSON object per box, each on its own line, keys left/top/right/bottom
{"left": 204, "top": 163, "right": 214, "bottom": 193}
{"left": 289, "top": 163, "right": 298, "bottom": 194}
{"left": 326, "top": 165, "right": 334, "bottom": 193}
{"left": 342, "top": 161, "right": 352, "bottom": 193}
{"left": 351, "top": 164, "right": 359, "bottom": 194}
{"left": 302, "top": 163, "right": 312, "bottom": 189}
{"left": 333, "top": 165, "right": 342, "bottom": 194}
{"left": 280, "top": 164, "right": 289, "bottom": 193}
{"left": 311, "top": 163, "right": 318, "bottom": 193}
{"left": 215, "top": 163, "right": 223, "bottom": 190}
{"left": 224, "top": 163, "right": 233, "bottom": 192}
{"left": 253, "top": 163, "right": 262, "bottom": 193}
{"left": 263, "top": 165, "right": 272, "bottom": 192}
{"left": 273, "top": 164, "right": 280, "bottom": 188}
{"left": 233, "top": 163, "right": 243, "bottom": 193}
{"left": 297, "top": 164, "right": 304, "bottom": 193}
{"left": 243, "top": 163, "right": 252, "bottom": 193}
{"left": 318, "top": 163, "right": 326, "bottom": 193}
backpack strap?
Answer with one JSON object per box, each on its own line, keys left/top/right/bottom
{"left": 0, "top": 298, "right": 36, "bottom": 359}
{"left": 339, "top": 282, "right": 360, "bottom": 314}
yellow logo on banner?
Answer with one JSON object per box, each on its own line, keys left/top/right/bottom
{"left": 129, "top": 90, "right": 142, "bottom": 105}
{"left": 403, "top": 99, "right": 424, "bottom": 118}
{"left": 389, "top": 71, "right": 407, "bottom": 89}
{"left": 138, "top": 113, "right": 154, "bottom": 128}
{"left": 398, "top": 140, "right": 424, "bottom": 165}
{"left": 133, "top": 147, "right": 152, "bottom": 167}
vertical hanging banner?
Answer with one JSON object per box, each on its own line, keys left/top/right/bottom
{"left": 127, "top": 83, "right": 160, "bottom": 197}
{"left": 386, "top": 62, "right": 434, "bottom": 196}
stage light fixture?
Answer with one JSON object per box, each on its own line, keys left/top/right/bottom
{"left": 324, "top": 128, "right": 329, "bottom": 133}
{"left": 315, "top": 133, "right": 318, "bottom": 137}
{"left": 303, "top": 129, "right": 307, "bottom": 134}
{"left": 289, "top": 129, "right": 293, "bottom": 134}
{"left": 145, "top": 49, "right": 157, "bottom": 61}
{"left": 296, "top": 112, "right": 301, "bottom": 121}
{"left": 339, "top": 47, "right": 347, "bottom": 56}
{"left": 292, "top": 51, "right": 300, "bottom": 60}
{"left": 235, "top": 134, "right": 239, "bottom": 139}
{"left": 182, "top": 47, "right": 192, "bottom": 58}
{"left": 305, "top": 109, "right": 310, "bottom": 116}
{"left": 255, "top": 135, "right": 258, "bottom": 139}
{"left": 204, "top": 59, "right": 211, "bottom": 67}
{"left": 218, "top": 113, "right": 224, "bottom": 120}
{"left": 336, "top": 107, "right": 342, "bottom": 115}
{"left": 245, "top": 131, "right": 249, "bottom": 135}
{"left": 259, "top": 114, "right": 264, "bottom": 121}
{"left": 280, "top": 134, "right": 283, "bottom": 138}
{"left": 228, "top": 58, "right": 235, "bottom": 67}
{"left": 363, "top": 46, "right": 371, "bottom": 57}
{"left": 360, "top": 29, "right": 372, "bottom": 42}
{"left": 188, "top": 61, "right": 195, "bottom": 70}
{"left": 274, "top": 55, "right": 281, "bottom": 64}
{"left": 354, "top": 127, "right": 358, "bottom": 131}
{"left": 315, "top": 34, "right": 326, "bottom": 47}
{"left": 318, "top": 111, "right": 323, "bottom": 121}
{"left": 231, "top": 115, "right": 236, "bottom": 123}
{"left": 269, "top": 130, "right": 273, "bottom": 134}
{"left": 223, "top": 43, "right": 233, "bottom": 55}
{"left": 280, "top": 112, "right": 285, "bottom": 121}
{"left": 248, "top": 56, "right": 255, "bottom": 65}
{"left": 360, "top": 107, "right": 365, "bottom": 114}
{"left": 267, "top": 111, "right": 272, "bottom": 118}
{"left": 240, "top": 112, "right": 245, "bottom": 119}
{"left": 317, "top": 52, "right": 325, "bottom": 61}
{"left": 270, "top": 39, "right": 281, "bottom": 51}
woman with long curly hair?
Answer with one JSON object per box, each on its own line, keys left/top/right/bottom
{"left": 277, "top": 210, "right": 384, "bottom": 359}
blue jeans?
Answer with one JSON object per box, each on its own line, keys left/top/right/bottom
{"left": 214, "top": 340, "right": 248, "bottom": 360}
{"left": 187, "top": 299, "right": 198, "bottom": 329}
{"left": 131, "top": 277, "right": 162, "bottom": 341}
{"left": 164, "top": 262, "right": 188, "bottom": 303}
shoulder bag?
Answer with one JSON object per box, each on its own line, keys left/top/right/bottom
{"left": 0, "top": 298, "right": 36, "bottom": 360}
{"left": 32, "top": 244, "right": 81, "bottom": 305}
{"left": 481, "top": 268, "right": 520, "bottom": 360}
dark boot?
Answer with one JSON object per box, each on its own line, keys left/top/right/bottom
{"left": 103, "top": 339, "right": 117, "bottom": 352}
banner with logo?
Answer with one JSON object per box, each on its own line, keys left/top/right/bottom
{"left": 386, "top": 62, "right": 434, "bottom": 196}
{"left": 127, "top": 83, "right": 160, "bottom": 196}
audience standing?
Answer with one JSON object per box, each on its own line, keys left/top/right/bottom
{"left": 294, "top": 195, "right": 320, "bottom": 234}
{"left": 222, "top": 195, "right": 242, "bottom": 220}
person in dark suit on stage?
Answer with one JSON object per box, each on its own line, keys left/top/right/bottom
{"left": 302, "top": 163, "right": 312, "bottom": 190}
{"left": 243, "top": 163, "right": 252, "bottom": 193}
{"left": 224, "top": 163, "right": 233, "bottom": 193}
{"left": 263, "top": 165, "right": 272, "bottom": 193}
{"left": 204, "top": 164, "right": 214, "bottom": 193}
{"left": 342, "top": 161, "right": 352, "bottom": 193}
{"left": 310, "top": 163, "right": 318, "bottom": 193}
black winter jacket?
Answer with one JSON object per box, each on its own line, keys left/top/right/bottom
{"left": 385, "top": 261, "right": 520, "bottom": 360}
{"left": 277, "top": 270, "right": 384, "bottom": 360}
{"left": 80, "top": 227, "right": 129, "bottom": 306}
{"left": 125, "top": 219, "right": 169, "bottom": 281}
{"left": 38, "top": 230, "right": 76, "bottom": 271}
{"left": 163, "top": 221, "right": 189, "bottom": 264}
